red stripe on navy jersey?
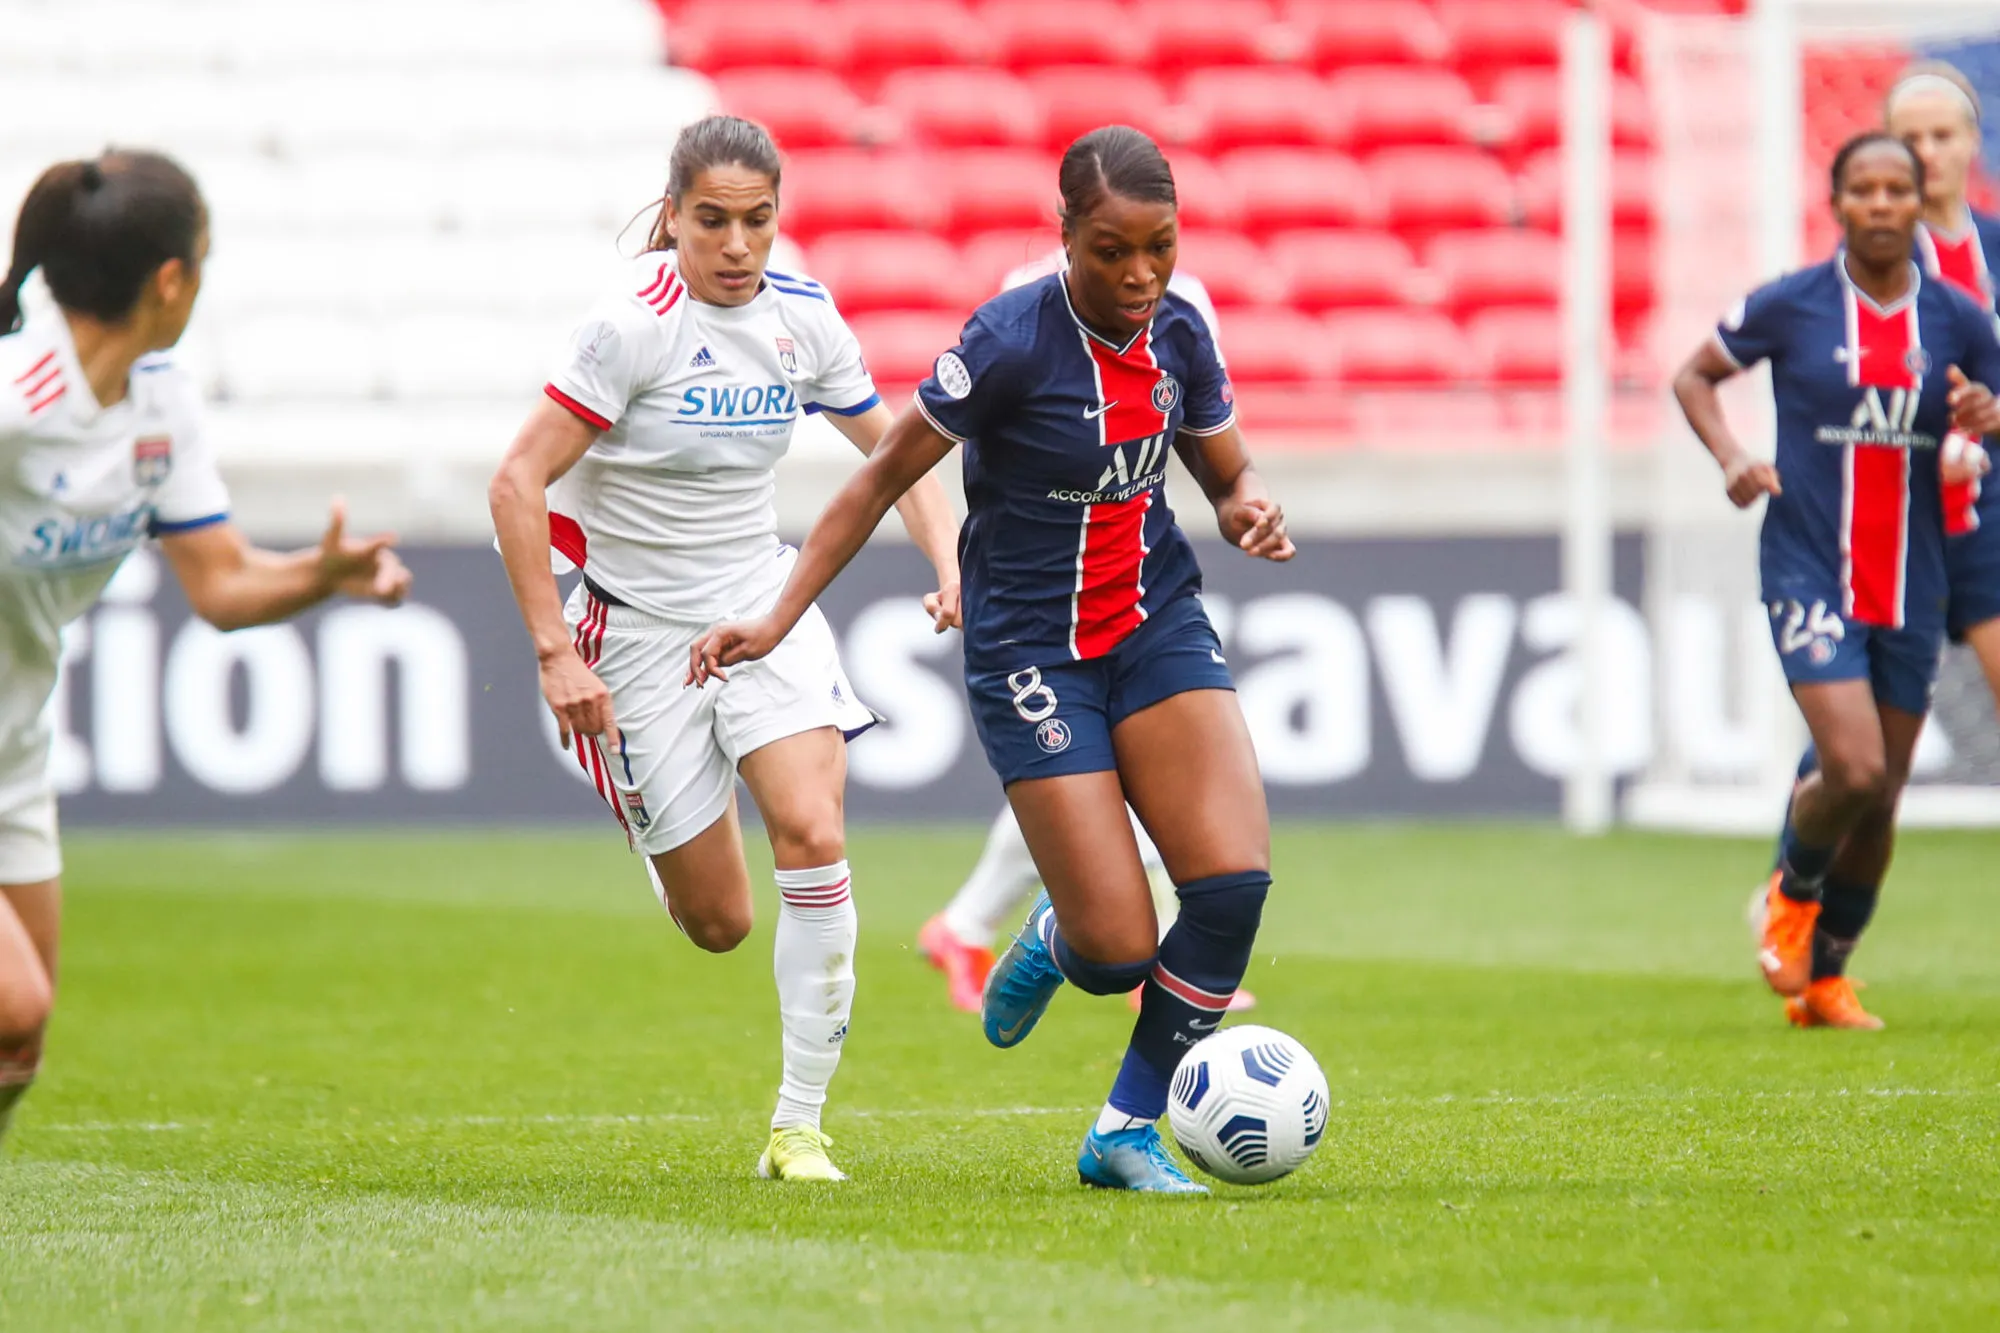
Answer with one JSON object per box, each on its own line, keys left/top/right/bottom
{"left": 544, "top": 383, "right": 613, "bottom": 431}
{"left": 1842, "top": 296, "right": 1920, "bottom": 627}
{"left": 1919, "top": 226, "right": 1991, "bottom": 535}
{"left": 1072, "top": 494, "right": 1152, "bottom": 658}
{"left": 12, "top": 351, "right": 54, "bottom": 385}
{"left": 1080, "top": 324, "right": 1171, "bottom": 448}
{"left": 549, "top": 511, "right": 588, "bottom": 567}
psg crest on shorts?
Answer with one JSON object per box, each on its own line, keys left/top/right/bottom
{"left": 1035, "top": 718, "right": 1072, "bottom": 754}
{"left": 775, "top": 336, "right": 798, "bottom": 375}
{"left": 1151, "top": 375, "right": 1180, "bottom": 413}
{"left": 132, "top": 435, "right": 173, "bottom": 486}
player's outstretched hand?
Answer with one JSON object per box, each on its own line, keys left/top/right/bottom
{"left": 541, "top": 647, "right": 615, "bottom": 752}
{"left": 1722, "top": 453, "right": 1782, "bottom": 509}
{"left": 687, "top": 616, "right": 783, "bottom": 687}
{"left": 922, "top": 579, "right": 962, "bottom": 633}
{"left": 319, "top": 498, "right": 412, "bottom": 605}
{"left": 1222, "top": 496, "right": 1296, "bottom": 562}
{"left": 1947, "top": 365, "right": 2000, "bottom": 438}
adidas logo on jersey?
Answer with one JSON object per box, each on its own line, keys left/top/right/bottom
{"left": 689, "top": 346, "right": 716, "bottom": 370}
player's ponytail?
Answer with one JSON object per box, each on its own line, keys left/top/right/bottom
{"left": 1, "top": 151, "right": 204, "bottom": 334}
{"left": 1058, "top": 126, "right": 1176, "bottom": 233}
{"left": 648, "top": 115, "right": 783, "bottom": 252}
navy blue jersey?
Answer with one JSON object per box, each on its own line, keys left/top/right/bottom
{"left": 915, "top": 275, "right": 1235, "bottom": 665}
{"left": 1918, "top": 211, "right": 2000, "bottom": 529}
{"left": 1716, "top": 253, "right": 2000, "bottom": 631}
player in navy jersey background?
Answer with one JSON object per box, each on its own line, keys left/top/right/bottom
{"left": 692, "top": 126, "right": 1291, "bottom": 1192}
{"left": 1673, "top": 133, "right": 2000, "bottom": 1030}
{"left": 1888, "top": 63, "right": 2000, "bottom": 711}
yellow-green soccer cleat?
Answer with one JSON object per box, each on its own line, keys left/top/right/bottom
{"left": 757, "top": 1126, "right": 849, "bottom": 1182}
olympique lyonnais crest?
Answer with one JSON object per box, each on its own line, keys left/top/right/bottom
{"left": 622, "top": 787, "right": 652, "bottom": 832}
{"left": 133, "top": 435, "right": 173, "bottom": 486}
{"left": 775, "top": 336, "right": 798, "bottom": 375}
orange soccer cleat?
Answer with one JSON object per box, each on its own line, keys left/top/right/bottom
{"left": 918, "top": 914, "right": 995, "bottom": 1015}
{"left": 1786, "top": 977, "right": 1884, "bottom": 1030}
{"left": 1754, "top": 871, "right": 1819, "bottom": 997}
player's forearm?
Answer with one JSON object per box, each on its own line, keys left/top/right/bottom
{"left": 773, "top": 457, "right": 906, "bottom": 632}
{"left": 891, "top": 471, "right": 961, "bottom": 584}
{"left": 488, "top": 464, "right": 574, "bottom": 660}
{"left": 1673, "top": 368, "right": 1750, "bottom": 475}
{"left": 188, "top": 546, "right": 333, "bottom": 631}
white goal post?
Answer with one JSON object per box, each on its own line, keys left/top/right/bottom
{"left": 1603, "top": 0, "right": 2000, "bottom": 832}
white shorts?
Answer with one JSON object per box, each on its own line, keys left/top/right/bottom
{"left": 564, "top": 580, "right": 877, "bottom": 856}
{"left": 0, "top": 716, "right": 60, "bottom": 885}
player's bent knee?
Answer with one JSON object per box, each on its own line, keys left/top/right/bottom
{"left": 1821, "top": 753, "right": 1889, "bottom": 807}
{"left": 0, "top": 972, "right": 52, "bottom": 1048}
{"left": 1055, "top": 946, "right": 1155, "bottom": 996}
{"left": 681, "top": 904, "right": 754, "bottom": 954}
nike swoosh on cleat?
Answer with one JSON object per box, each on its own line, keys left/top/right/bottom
{"left": 1083, "top": 401, "right": 1119, "bottom": 420}
{"left": 994, "top": 1013, "right": 1032, "bottom": 1044}
{"left": 1758, "top": 948, "right": 1781, "bottom": 972}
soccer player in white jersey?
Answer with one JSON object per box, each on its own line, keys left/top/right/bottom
{"left": 489, "top": 116, "right": 960, "bottom": 1182}
{"left": 917, "top": 252, "right": 1255, "bottom": 1018}
{"left": 0, "top": 152, "right": 411, "bottom": 1143}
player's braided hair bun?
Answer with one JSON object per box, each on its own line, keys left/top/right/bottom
{"left": 1058, "top": 126, "right": 1176, "bottom": 232}
{"left": 2, "top": 150, "right": 203, "bottom": 333}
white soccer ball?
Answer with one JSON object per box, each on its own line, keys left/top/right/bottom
{"left": 1166, "top": 1024, "right": 1329, "bottom": 1185}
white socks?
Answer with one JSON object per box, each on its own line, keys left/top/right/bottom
{"left": 1095, "top": 1104, "right": 1153, "bottom": 1134}
{"left": 771, "top": 860, "right": 856, "bottom": 1132}
{"left": 940, "top": 807, "right": 1042, "bottom": 949}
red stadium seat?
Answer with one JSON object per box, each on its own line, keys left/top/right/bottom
{"left": 1208, "top": 308, "right": 1332, "bottom": 382}
{"left": 1028, "top": 69, "right": 1183, "bottom": 151}
{"left": 1439, "top": 2, "right": 1568, "bottom": 78}
{"left": 1163, "top": 153, "right": 1237, "bottom": 229}
{"left": 980, "top": 1, "right": 1150, "bottom": 70}
{"left": 1425, "top": 229, "right": 1561, "bottom": 315}
{"left": 962, "top": 229, "right": 1061, "bottom": 294}
{"left": 781, "top": 151, "right": 948, "bottom": 241}
{"left": 806, "top": 232, "right": 970, "bottom": 312}
{"left": 667, "top": 3, "right": 843, "bottom": 70}
{"left": 1220, "top": 150, "right": 1380, "bottom": 229}
{"left": 1148, "top": 1, "right": 1299, "bottom": 75}
{"left": 1516, "top": 149, "right": 1655, "bottom": 232}
{"left": 837, "top": 2, "right": 985, "bottom": 76}
{"left": 1268, "top": 230, "right": 1417, "bottom": 310}
{"left": 1370, "top": 148, "right": 1516, "bottom": 236}
{"left": 1488, "top": 70, "right": 1654, "bottom": 155}
{"left": 938, "top": 150, "right": 1059, "bottom": 237}
{"left": 713, "top": 70, "right": 866, "bottom": 151}
{"left": 882, "top": 68, "right": 1045, "bottom": 147}
{"left": 846, "top": 311, "right": 969, "bottom": 383}
{"left": 1290, "top": 0, "right": 1450, "bottom": 71}
{"left": 1322, "top": 309, "right": 1467, "bottom": 385}
{"left": 1613, "top": 228, "right": 1654, "bottom": 321}
{"left": 1173, "top": 231, "right": 1288, "bottom": 307}
{"left": 1324, "top": 67, "right": 1478, "bottom": 151}
{"left": 1184, "top": 68, "right": 1336, "bottom": 151}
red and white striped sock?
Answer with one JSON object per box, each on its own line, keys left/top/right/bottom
{"left": 771, "top": 860, "right": 856, "bottom": 1132}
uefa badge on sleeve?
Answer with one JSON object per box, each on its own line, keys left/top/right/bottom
{"left": 775, "top": 337, "right": 798, "bottom": 375}
{"left": 132, "top": 435, "right": 173, "bottom": 486}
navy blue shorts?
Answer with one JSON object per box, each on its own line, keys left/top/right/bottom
{"left": 1946, "top": 516, "right": 2000, "bottom": 640}
{"left": 1766, "top": 595, "right": 1942, "bottom": 716}
{"left": 966, "top": 593, "right": 1236, "bottom": 786}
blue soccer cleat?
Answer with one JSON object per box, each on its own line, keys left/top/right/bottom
{"left": 1077, "top": 1123, "right": 1209, "bottom": 1194}
{"left": 981, "top": 891, "right": 1065, "bottom": 1049}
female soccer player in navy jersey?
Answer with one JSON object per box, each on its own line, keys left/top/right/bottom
{"left": 0, "top": 152, "right": 411, "bottom": 1143}
{"left": 1889, "top": 63, "right": 2000, "bottom": 709}
{"left": 1673, "top": 133, "right": 2000, "bottom": 1030}
{"left": 692, "top": 126, "right": 1291, "bottom": 1192}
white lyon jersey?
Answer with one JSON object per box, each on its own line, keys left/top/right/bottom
{"left": 1, "top": 272, "right": 229, "bottom": 714}
{"left": 542, "top": 253, "right": 881, "bottom": 621}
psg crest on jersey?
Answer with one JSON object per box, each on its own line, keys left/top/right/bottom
{"left": 775, "top": 336, "right": 798, "bottom": 375}
{"left": 132, "top": 435, "right": 173, "bottom": 486}
{"left": 1151, "top": 375, "right": 1180, "bottom": 413}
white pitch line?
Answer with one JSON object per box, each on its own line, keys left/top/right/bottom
{"left": 33, "top": 1087, "right": 1996, "bottom": 1136}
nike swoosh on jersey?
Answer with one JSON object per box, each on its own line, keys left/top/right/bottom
{"left": 1082, "top": 401, "right": 1119, "bottom": 420}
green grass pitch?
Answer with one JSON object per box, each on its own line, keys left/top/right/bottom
{"left": 3, "top": 825, "right": 1998, "bottom": 1331}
